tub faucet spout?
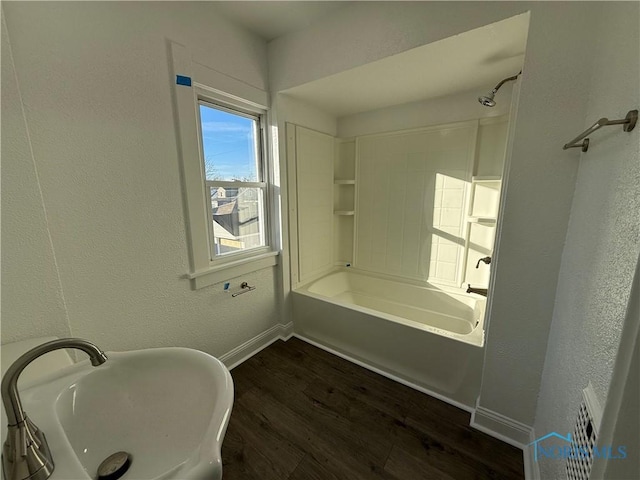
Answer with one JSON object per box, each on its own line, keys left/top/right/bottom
{"left": 1, "top": 338, "right": 108, "bottom": 480}
{"left": 466, "top": 284, "right": 488, "bottom": 297}
{"left": 475, "top": 256, "right": 492, "bottom": 268}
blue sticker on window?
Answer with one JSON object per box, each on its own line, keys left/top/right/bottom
{"left": 176, "top": 75, "right": 192, "bottom": 87}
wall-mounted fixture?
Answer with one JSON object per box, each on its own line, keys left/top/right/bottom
{"left": 476, "top": 256, "right": 492, "bottom": 268}
{"left": 466, "top": 284, "right": 488, "bottom": 297}
{"left": 478, "top": 71, "right": 522, "bottom": 107}
{"left": 231, "top": 281, "right": 256, "bottom": 297}
{"left": 563, "top": 109, "right": 637, "bottom": 152}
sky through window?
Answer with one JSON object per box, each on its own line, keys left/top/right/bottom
{"left": 199, "top": 104, "right": 258, "bottom": 182}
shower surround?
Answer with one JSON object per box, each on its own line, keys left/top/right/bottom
{"left": 288, "top": 116, "right": 508, "bottom": 408}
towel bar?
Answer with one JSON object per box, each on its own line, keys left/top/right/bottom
{"left": 563, "top": 109, "right": 637, "bottom": 152}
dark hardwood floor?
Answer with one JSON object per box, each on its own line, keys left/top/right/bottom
{"left": 221, "top": 338, "right": 524, "bottom": 479}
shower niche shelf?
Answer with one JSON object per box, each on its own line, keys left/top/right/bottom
{"left": 333, "top": 182, "right": 355, "bottom": 213}
{"left": 334, "top": 138, "right": 356, "bottom": 265}
{"left": 468, "top": 177, "right": 501, "bottom": 219}
{"left": 468, "top": 217, "right": 497, "bottom": 225}
{"left": 333, "top": 139, "right": 356, "bottom": 215}
{"left": 334, "top": 179, "right": 356, "bottom": 185}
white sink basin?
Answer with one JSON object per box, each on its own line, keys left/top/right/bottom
{"left": 11, "top": 347, "right": 233, "bottom": 480}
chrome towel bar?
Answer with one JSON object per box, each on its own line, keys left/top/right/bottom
{"left": 563, "top": 109, "right": 637, "bottom": 152}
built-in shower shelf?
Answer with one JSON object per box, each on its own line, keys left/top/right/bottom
{"left": 468, "top": 217, "right": 496, "bottom": 225}
{"left": 334, "top": 210, "right": 355, "bottom": 216}
{"left": 334, "top": 179, "right": 356, "bottom": 185}
{"left": 471, "top": 175, "right": 501, "bottom": 183}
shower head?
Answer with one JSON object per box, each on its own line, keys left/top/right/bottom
{"left": 478, "top": 71, "right": 521, "bottom": 107}
{"left": 478, "top": 93, "right": 496, "bottom": 107}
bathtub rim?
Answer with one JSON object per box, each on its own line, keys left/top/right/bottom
{"left": 293, "top": 267, "right": 486, "bottom": 348}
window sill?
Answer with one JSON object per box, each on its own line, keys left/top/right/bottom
{"left": 187, "top": 251, "right": 279, "bottom": 289}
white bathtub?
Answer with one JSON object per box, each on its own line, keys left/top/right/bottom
{"left": 292, "top": 269, "right": 486, "bottom": 408}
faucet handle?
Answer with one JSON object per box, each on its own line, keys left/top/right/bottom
{"left": 19, "top": 424, "right": 29, "bottom": 457}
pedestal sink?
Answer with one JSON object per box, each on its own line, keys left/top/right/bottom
{"left": 4, "top": 347, "right": 233, "bottom": 480}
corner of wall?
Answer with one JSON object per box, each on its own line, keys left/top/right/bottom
{"left": 219, "top": 321, "right": 293, "bottom": 369}
{"left": 470, "top": 405, "right": 532, "bottom": 449}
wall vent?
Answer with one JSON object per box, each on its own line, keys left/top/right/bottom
{"left": 566, "top": 383, "right": 602, "bottom": 480}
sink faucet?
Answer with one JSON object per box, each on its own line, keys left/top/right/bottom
{"left": 2, "top": 338, "right": 107, "bottom": 480}
{"left": 466, "top": 284, "right": 488, "bottom": 297}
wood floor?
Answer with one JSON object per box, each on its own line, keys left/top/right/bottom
{"left": 221, "top": 338, "right": 524, "bottom": 479}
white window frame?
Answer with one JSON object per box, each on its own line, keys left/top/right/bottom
{"left": 197, "top": 98, "right": 270, "bottom": 260}
{"left": 170, "top": 42, "right": 278, "bottom": 289}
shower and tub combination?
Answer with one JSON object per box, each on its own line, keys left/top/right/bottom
{"left": 285, "top": 60, "right": 522, "bottom": 408}
{"left": 293, "top": 269, "right": 487, "bottom": 407}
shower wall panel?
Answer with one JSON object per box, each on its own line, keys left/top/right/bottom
{"left": 293, "top": 126, "right": 334, "bottom": 281}
{"left": 355, "top": 122, "right": 477, "bottom": 284}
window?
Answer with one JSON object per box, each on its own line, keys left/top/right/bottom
{"left": 170, "top": 41, "right": 278, "bottom": 289}
{"left": 197, "top": 101, "right": 268, "bottom": 260}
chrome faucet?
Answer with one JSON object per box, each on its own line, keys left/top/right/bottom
{"left": 475, "top": 256, "right": 492, "bottom": 268}
{"left": 1, "top": 338, "right": 107, "bottom": 480}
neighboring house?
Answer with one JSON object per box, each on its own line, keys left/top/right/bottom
{"left": 212, "top": 188, "right": 262, "bottom": 254}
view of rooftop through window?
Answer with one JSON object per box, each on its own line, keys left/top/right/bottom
{"left": 199, "top": 102, "right": 266, "bottom": 257}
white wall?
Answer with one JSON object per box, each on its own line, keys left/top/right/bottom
{"left": 272, "top": 94, "right": 337, "bottom": 323}
{"left": 276, "top": 94, "right": 337, "bottom": 137}
{"left": 270, "top": 2, "right": 600, "bottom": 431}
{"left": 269, "top": 2, "right": 540, "bottom": 93}
{"left": 534, "top": 3, "right": 640, "bottom": 478}
{"left": 1, "top": 2, "right": 281, "bottom": 357}
{"left": 337, "top": 86, "right": 512, "bottom": 138}
{"left": 1, "top": 16, "right": 71, "bottom": 342}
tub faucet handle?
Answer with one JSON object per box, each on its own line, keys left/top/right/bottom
{"left": 475, "top": 256, "right": 492, "bottom": 268}
{"left": 466, "top": 284, "right": 488, "bottom": 297}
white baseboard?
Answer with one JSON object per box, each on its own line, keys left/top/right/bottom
{"left": 219, "top": 322, "right": 293, "bottom": 370}
{"left": 292, "top": 333, "right": 475, "bottom": 414}
{"left": 470, "top": 405, "right": 532, "bottom": 449}
{"left": 523, "top": 428, "right": 541, "bottom": 480}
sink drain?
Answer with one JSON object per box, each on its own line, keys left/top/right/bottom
{"left": 97, "top": 451, "right": 131, "bottom": 480}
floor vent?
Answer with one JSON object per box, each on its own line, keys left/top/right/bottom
{"left": 566, "top": 384, "right": 601, "bottom": 480}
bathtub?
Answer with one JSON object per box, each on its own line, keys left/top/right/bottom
{"left": 292, "top": 269, "right": 486, "bottom": 408}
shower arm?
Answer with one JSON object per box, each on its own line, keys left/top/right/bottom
{"left": 490, "top": 72, "right": 521, "bottom": 94}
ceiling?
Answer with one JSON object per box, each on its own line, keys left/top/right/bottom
{"left": 282, "top": 13, "right": 530, "bottom": 118}
{"left": 212, "top": 1, "right": 353, "bottom": 41}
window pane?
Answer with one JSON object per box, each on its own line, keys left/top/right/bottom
{"left": 199, "top": 103, "right": 259, "bottom": 182}
{"left": 210, "top": 186, "right": 266, "bottom": 256}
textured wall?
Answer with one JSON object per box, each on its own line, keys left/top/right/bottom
{"left": 534, "top": 3, "right": 640, "bottom": 478}
{"left": 270, "top": 2, "right": 600, "bottom": 428}
{"left": 2, "top": 2, "right": 280, "bottom": 357}
{"left": 476, "top": 3, "right": 598, "bottom": 427}
{"left": 1, "top": 17, "right": 71, "bottom": 342}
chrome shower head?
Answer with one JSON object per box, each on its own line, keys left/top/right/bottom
{"left": 478, "top": 71, "right": 521, "bottom": 107}
{"left": 478, "top": 92, "right": 496, "bottom": 107}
